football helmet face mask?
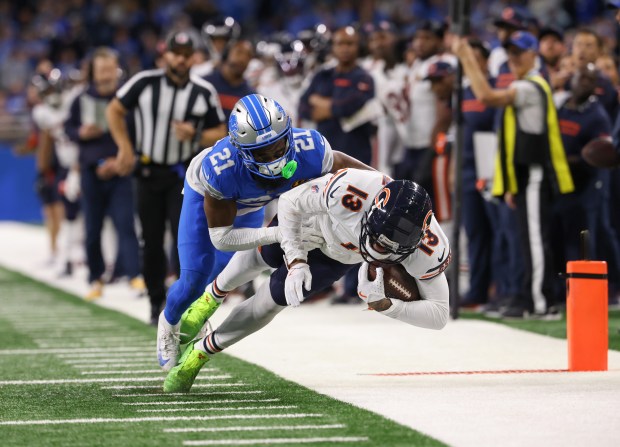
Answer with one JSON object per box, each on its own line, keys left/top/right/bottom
{"left": 359, "top": 180, "right": 433, "bottom": 265}
{"left": 228, "top": 94, "right": 295, "bottom": 179}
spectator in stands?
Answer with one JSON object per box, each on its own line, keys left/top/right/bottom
{"left": 453, "top": 32, "right": 575, "bottom": 318}
{"left": 65, "top": 47, "right": 143, "bottom": 301}
{"left": 204, "top": 40, "right": 256, "bottom": 120}
{"left": 553, "top": 66, "right": 616, "bottom": 303}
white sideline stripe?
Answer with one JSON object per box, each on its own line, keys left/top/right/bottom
{"left": 113, "top": 391, "right": 263, "bottom": 397}
{"left": 36, "top": 336, "right": 147, "bottom": 340}
{"left": 64, "top": 359, "right": 154, "bottom": 364}
{"left": 56, "top": 349, "right": 155, "bottom": 360}
{"left": 79, "top": 368, "right": 220, "bottom": 375}
{"left": 183, "top": 437, "right": 369, "bottom": 446}
{"left": 123, "top": 399, "right": 279, "bottom": 406}
{"left": 71, "top": 363, "right": 156, "bottom": 368}
{"left": 0, "top": 347, "right": 152, "bottom": 355}
{"left": 36, "top": 336, "right": 152, "bottom": 341}
{"left": 81, "top": 370, "right": 169, "bottom": 375}
{"left": 137, "top": 405, "right": 297, "bottom": 413}
{"left": 0, "top": 414, "right": 323, "bottom": 426}
{"left": 102, "top": 383, "right": 247, "bottom": 390}
{"left": 0, "top": 375, "right": 231, "bottom": 385}
{"left": 165, "top": 424, "right": 345, "bottom": 433}
{"left": 39, "top": 345, "right": 153, "bottom": 349}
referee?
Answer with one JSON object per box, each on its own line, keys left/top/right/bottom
{"left": 106, "top": 30, "right": 227, "bottom": 324}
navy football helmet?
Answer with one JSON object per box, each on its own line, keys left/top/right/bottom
{"left": 359, "top": 180, "right": 433, "bottom": 264}
{"left": 31, "top": 68, "right": 64, "bottom": 108}
{"left": 228, "top": 94, "right": 295, "bottom": 179}
{"left": 202, "top": 16, "right": 241, "bottom": 62}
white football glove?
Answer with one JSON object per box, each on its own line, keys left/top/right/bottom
{"left": 284, "top": 262, "right": 312, "bottom": 307}
{"left": 357, "top": 262, "right": 386, "bottom": 304}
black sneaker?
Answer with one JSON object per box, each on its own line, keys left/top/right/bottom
{"left": 501, "top": 305, "right": 528, "bottom": 319}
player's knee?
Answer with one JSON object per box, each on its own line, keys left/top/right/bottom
{"left": 268, "top": 267, "right": 288, "bottom": 306}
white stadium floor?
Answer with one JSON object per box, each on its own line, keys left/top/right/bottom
{"left": 1, "top": 222, "right": 619, "bottom": 447}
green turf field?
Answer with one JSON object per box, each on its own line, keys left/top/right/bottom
{"left": 0, "top": 267, "right": 445, "bottom": 447}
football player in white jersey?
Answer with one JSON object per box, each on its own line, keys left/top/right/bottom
{"left": 31, "top": 69, "right": 82, "bottom": 275}
{"left": 362, "top": 21, "right": 409, "bottom": 176}
{"left": 164, "top": 168, "right": 450, "bottom": 392}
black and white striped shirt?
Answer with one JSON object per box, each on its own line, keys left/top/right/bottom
{"left": 116, "top": 69, "right": 225, "bottom": 165}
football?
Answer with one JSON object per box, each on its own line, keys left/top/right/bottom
{"left": 581, "top": 138, "right": 620, "bottom": 169}
{"left": 367, "top": 263, "right": 421, "bottom": 302}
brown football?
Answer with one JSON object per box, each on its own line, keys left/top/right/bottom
{"left": 581, "top": 138, "right": 620, "bottom": 169}
{"left": 368, "top": 263, "right": 421, "bottom": 302}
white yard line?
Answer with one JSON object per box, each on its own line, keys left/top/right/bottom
{"left": 0, "top": 375, "right": 231, "bottom": 385}
{"left": 0, "top": 347, "right": 151, "bottom": 355}
{"left": 63, "top": 358, "right": 154, "bottom": 364}
{"left": 101, "top": 383, "right": 247, "bottom": 390}
{"left": 165, "top": 424, "right": 345, "bottom": 433}
{"left": 70, "top": 362, "right": 157, "bottom": 368}
{"left": 136, "top": 405, "right": 297, "bottom": 413}
{"left": 80, "top": 370, "right": 172, "bottom": 375}
{"left": 183, "top": 437, "right": 369, "bottom": 446}
{"left": 0, "top": 414, "right": 324, "bottom": 426}
{"left": 123, "top": 399, "right": 279, "bottom": 405}
{"left": 112, "top": 390, "right": 263, "bottom": 397}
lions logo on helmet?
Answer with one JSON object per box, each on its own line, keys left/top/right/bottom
{"left": 228, "top": 94, "right": 296, "bottom": 179}
{"left": 359, "top": 180, "right": 433, "bottom": 264}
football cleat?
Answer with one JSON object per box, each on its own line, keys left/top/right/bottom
{"left": 163, "top": 343, "right": 210, "bottom": 393}
{"left": 179, "top": 287, "right": 221, "bottom": 345}
{"left": 157, "top": 312, "right": 181, "bottom": 372}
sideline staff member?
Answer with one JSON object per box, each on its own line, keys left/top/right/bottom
{"left": 107, "top": 31, "right": 226, "bottom": 324}
{"left": 453, "top": 31, "right": 574, "bottom": 318}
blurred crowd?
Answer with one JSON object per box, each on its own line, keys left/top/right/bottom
{"left": 3, "top": 0, "right": 620, "bottom": 321}
{"left": 0, "top": 0, "right": 614, "bottom": 130}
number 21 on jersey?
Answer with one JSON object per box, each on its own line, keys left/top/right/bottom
{"left": 210, "top": 147, "right": 235, "bottom": 175}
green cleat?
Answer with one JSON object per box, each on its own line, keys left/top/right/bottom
{"left": 179, "top": 290, "right": 220, "bottom": 344}
{"left": 163, "top": 343, "right": 210, "bottom": 393}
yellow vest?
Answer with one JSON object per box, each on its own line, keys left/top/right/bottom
{"left": 492, "top": 74, "right": 574, "bottom": 196}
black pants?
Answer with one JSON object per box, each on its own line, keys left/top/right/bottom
{"left": 513, "top": 164, "right": 555, "bottom": 313}
{"left": 136, "top": 165, "right": 184, "bottom": 312}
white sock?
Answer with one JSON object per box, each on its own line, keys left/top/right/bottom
{"left": 200, "top": 281, "right": 284, "bottom": 354}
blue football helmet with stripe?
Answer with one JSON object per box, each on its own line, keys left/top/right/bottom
{"left": 359, "top": 180, "right": 433, "bottom": 264}
{"left": 228, "top": 94, "right": 295, "bottom": 179}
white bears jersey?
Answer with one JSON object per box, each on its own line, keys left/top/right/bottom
{"left": 406, "top": 53, "right": 457, "bottom": 148}
{"left": 278, "top": 168, "right": 451, "bottom": 280}
{"left": 367, "top": 60, "right": 410, "bottom": 174}
{"left": 32, "top": 91, "right": 80, "bottom": 168}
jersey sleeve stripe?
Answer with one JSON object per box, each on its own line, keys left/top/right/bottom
{"left": 323, "top": 169, "right": 349, "bottom": 207}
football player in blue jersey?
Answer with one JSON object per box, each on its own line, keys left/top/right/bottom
{"left": 157, "top": 93, "right": 373, "bottom": 370}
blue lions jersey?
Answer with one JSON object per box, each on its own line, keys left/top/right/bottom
{"left": 185, "top": 128, "right": 334, "bottom": 215}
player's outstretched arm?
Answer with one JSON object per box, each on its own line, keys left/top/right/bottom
{"left": 204, "top": 193, "right": 281, "bottom": 252}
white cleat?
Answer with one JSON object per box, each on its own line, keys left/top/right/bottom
{"left": 157, "top": 312, "right": 181, "bottom": 372}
